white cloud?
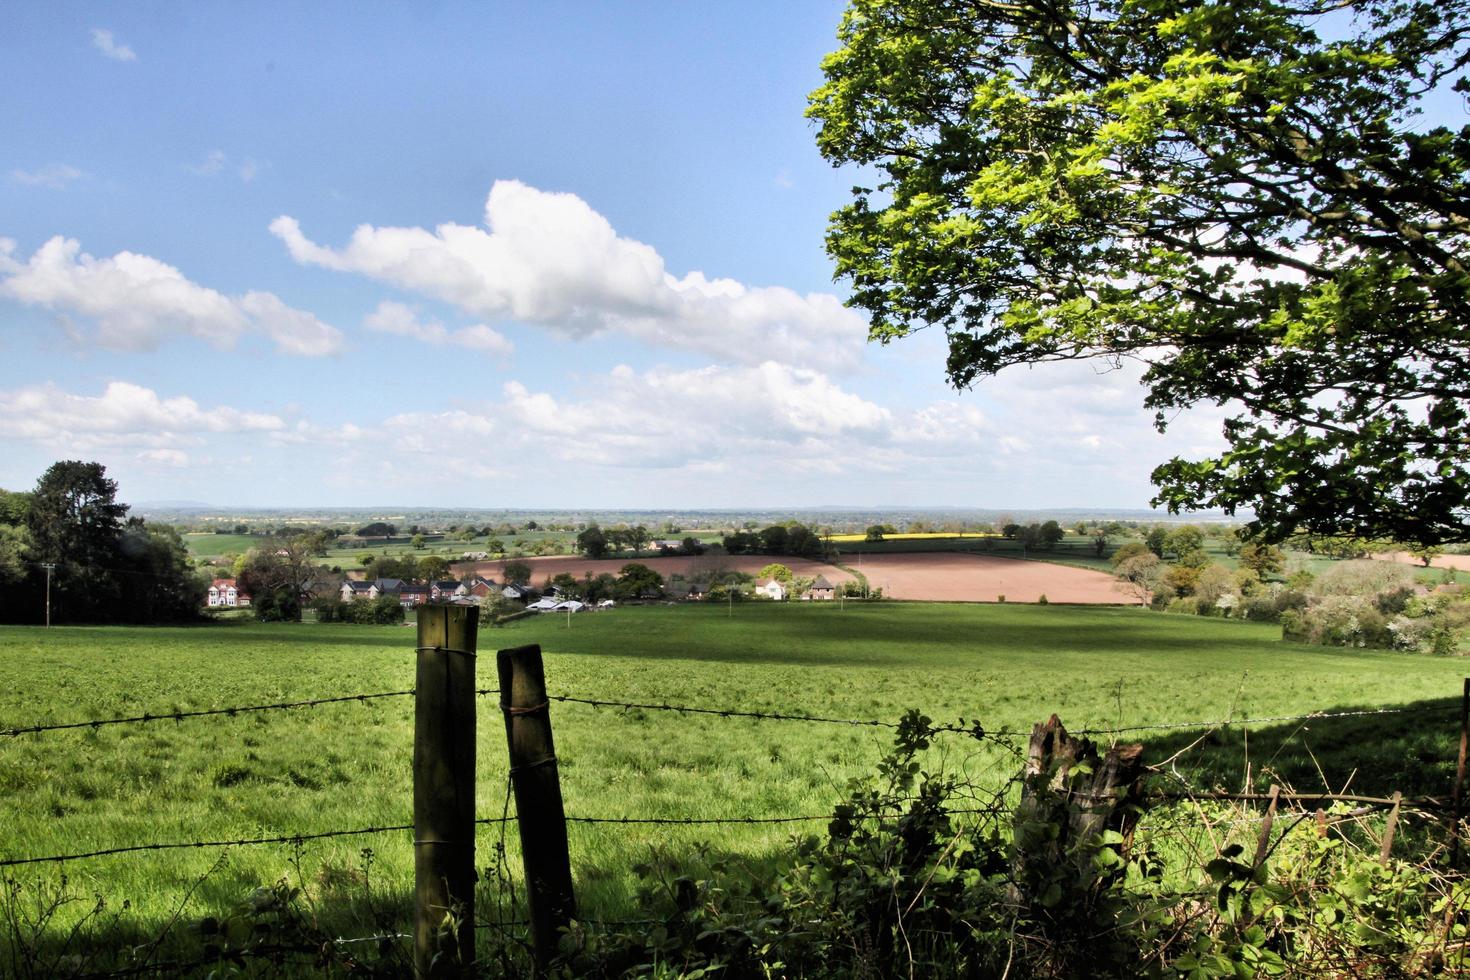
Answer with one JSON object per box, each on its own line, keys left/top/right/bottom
{"left": 91, "top": 28, "right": 137, "bottom": 62}
{"left": 9, "top": 164, "right": 85, "bottom": 190}
{"left": 0, "top": 236, "right": 344, "bottom": 356}
{"left": 271, "top": 180, "right": 868, "bottom": 370}
{"left": 364, "top": 300, "right": 513, "bottom": 358}
{"left": 0, "top": 381, "right": 284, "bottom": 452}
{"left": 188, "top": 150, "right": 227, "bottom": 176}
{"left": 187, "top": 150, "right": 264, "bottom": 183}
{"left": 138, "top": 448, "right": 189, "bottom": 467}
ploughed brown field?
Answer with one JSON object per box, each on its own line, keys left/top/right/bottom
{"left": 851, "top": 553, "right": 1126, "bottom": 603}
{"left": 1377, "top": 551, "right": 1470, "bottom": 572}
{"left": 450, "top": 552, "right": 1126, "bottom": 604}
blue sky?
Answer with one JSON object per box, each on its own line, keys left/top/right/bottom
{"left": 0, "top": 2, "right": 1226, "bottom": 509}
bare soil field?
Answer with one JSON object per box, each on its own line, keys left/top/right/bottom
{"left": 451, "top": 552, "right": 1125, "bottom": 604}
{"left": 450, "top": 554, "right": 855, "bottom": 586}
{"left": 1377, "top": 551, "right": 1470, "bottom": 572}
{"left": 851, "top": 552, "right": 1125, "bottom": 604}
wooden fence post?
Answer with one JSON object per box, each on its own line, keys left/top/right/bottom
{"left": 499, "top": 644, "right": 576, "bottom": 974}
{"left": 414, "top": 605, "right": 478, "bottom": 978}
{"left": 1380, "top": 791, "right": 1402, "bottom": 865}
{"left": 1253, "top": 784, "right": 1281, "bottom": 870}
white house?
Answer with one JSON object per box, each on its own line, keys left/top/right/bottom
{"left": 754, "top": 579, "right": 786, "bottom": 601}
{"left": 208, "top": 578, "right": 251, "bottom": 608}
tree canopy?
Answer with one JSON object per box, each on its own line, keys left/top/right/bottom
{"left": 810, "top": 0, "right": 1470, "bottom": 544}
{"left": 0, "top": 461, "right": 202, "bottom": 623}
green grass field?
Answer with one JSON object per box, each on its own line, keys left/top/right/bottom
{"left": 182, "top": 533, "right": 260, "bottom": 559}
{"left": 3, "top": 603, "right": 1465, "bottom": 967}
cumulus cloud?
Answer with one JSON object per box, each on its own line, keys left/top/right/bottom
{"left": 0, "top": 236, "right": 344, "bottom": 356}
{"left": 364, "top": 300, "right": 513, "bottom": 358}
{"left": 0, "top": 381, "right": 284, "bottom": 452}
{"left": 271, "top": 180, "right": 869, "bottom": 370}
{"left": 91, "top": 28, "right": 137, "bottom": 62}
{"left": 10, "top": 164, "right": 85, "bottom": 189}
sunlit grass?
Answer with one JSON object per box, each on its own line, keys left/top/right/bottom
{"left": 2, "top": 603, "right": 1464, "bottom": 964}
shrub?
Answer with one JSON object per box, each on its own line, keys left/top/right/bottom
{"left": 312, "top": 597, "right": 347, "bottom": 623}
{"left": 1282, "top": 595, "right": 1393, "bottom": 648}
{"left": 1311, "top": 559, "right": 1415, "bottom": 597}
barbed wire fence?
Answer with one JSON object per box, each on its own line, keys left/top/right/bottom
{"left": 3, "top": 616, "right": 1466, "bottom": 975}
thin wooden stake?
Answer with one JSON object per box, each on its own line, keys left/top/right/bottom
{"left": 499, "top": 644, "right": 576, "bottom": 974}
{"left": 413, "top": 605, "right": 478, "bottom": 978}
{"left": 1253, "top": 784, "right": 1281, "bottom": 869}
{"left": 1380, "top": 791, "right": 1402, "bottom": 865}
{"left": 1453, "top": 678, "right": 1469, "bottom": 864}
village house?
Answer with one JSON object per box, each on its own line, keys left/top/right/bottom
{"left": 754, "top": 579, "right": 786, "bottom": 601}
{"left": 207, "top": 578, "right": 251, "bottom": 608}
{"left": 340, "top": 578, "right": 406, "bottom": 602}
{"left": 806, "top": 575, "right": 836, "bottom": 601}
{"left": 466, "top": 576, "right": 499, "bottom": 599}
{"left": 430, "top": 580, "right": 468, "bottom": 601}
{"left": 398, "top": 583, "right": 432, "bottom": 607}
{"left": 501, "top": 582, "right": 534, "bottom": 603}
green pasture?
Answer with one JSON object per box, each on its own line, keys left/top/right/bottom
{"left": 182, "top": 533, "right": 260, "bottom": 559}
{"left": 2, "top": 604, "right": 1465, "bottom": 967}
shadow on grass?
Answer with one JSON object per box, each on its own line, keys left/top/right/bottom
{"left": 1, "top": 837, "right": 800, "bottom": 979}
{"left": 1135, "top": 693, "right": 1461, "bottom": 800}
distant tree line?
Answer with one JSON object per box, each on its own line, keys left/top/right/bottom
{"left": 0, "top": 461, "right": 206, "bottom": 624}
{"left": 721, "top": 523, "right": 826, "bottom": 559}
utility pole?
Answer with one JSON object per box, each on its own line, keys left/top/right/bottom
{"left": 41, "top": 563, "right": 55, "bottom": 627}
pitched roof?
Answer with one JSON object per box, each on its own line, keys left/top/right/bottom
{"left": 810, "top": 575, "right": 834, "bottom": 589}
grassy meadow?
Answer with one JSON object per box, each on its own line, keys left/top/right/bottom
{"left": 3, "top": 603, "right": 1466, "bottom": 965}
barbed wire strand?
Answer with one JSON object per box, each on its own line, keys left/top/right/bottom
{"left": 495, "top": 689, "right": 1434, "bottom": 739}
{"left": 0, "top": 823, "right": 414, "bottom": 868}
{"left": 0, "top": 689, "right": 425, "bottom": 739}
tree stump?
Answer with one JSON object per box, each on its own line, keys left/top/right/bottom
{"left": 1010, "top": 715, "right": 1146, "bottom": 907}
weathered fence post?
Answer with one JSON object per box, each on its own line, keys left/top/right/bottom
{"left": 1380, "top": 791, "right": 1402, "bottom": 865}
{"left": 1253, "top": 784, "right": 1281, "bottom": 870}
{"left": 1453, "top": 678, "right": 1469, "bottom": 863}
{"left": 414, "top": 605, "right": 478, "bottom": 978}
{"left": 1009, "top": 715, "right": 1145, "bottom": 906}
{"left": 499, "top": 644, "right": 576, "bottom": 973}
